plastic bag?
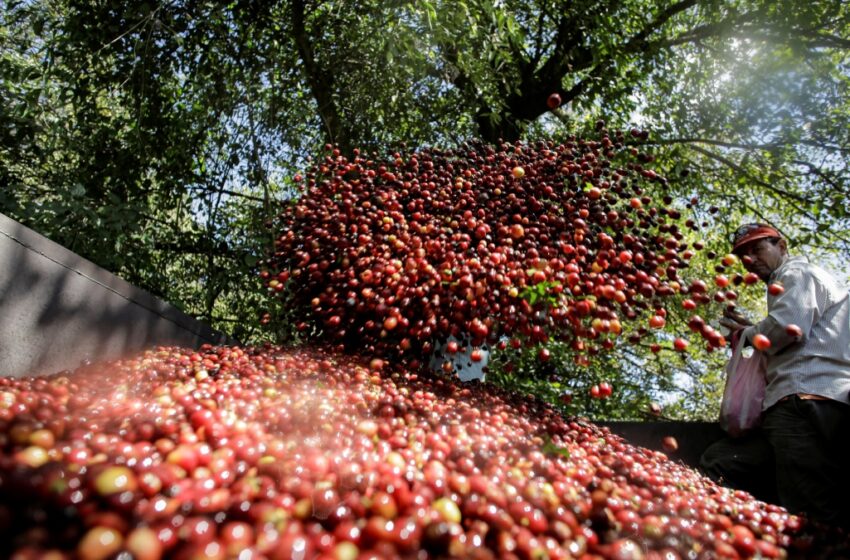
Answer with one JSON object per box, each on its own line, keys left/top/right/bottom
{"left": 719, "top": 330, "right": 767, "bottom": 437}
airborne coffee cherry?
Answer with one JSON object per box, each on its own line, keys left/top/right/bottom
{"left": 264, "top": 140, "right": 715, "bottom": 367}
{"left": 785, "top": 324, "right": 803, "bottom": 338}
{"left": 768, "top": 283, "right": 785, "bottom": 296}
{"left": 752, "top": 333, "right": 772, "bottom": 351}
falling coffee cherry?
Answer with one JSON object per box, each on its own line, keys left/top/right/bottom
{"left": 662, "top": 436, "right": 679, "bottom": 452}
{"left": 743, "top": 272, "right": 760, "bottom": 285}
{"left": 752, "top": 334, "right": 771, "bottom": 351}
{"left": 785, "top": 324, "right": 803, "bottom": 338}
{"left": 266, "top": 140, "right": 727, "bottom": 364}
{"left": 768, "top": 283, "right": 785, "bottom": 296}
{"left": 687, "top": 315, "right": 706, "bottom": 333}
{"left": 546, "top": 92, "right": 562, "bottom": 109}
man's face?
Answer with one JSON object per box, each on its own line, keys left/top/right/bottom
{"left": 739, "top": 238, "right": 786, "bottom": 281}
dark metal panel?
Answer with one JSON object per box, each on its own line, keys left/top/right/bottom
{"left": 0, "top": 213, "right": 230, "bottom": 378}
{"left": 598, "top": 421, "right": 726, "bottom": 469}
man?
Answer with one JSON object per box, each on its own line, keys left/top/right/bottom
{"left": 700, "top": 223, "right": 850, "bottom": 528}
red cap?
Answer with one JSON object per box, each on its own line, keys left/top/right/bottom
{"left": 732, "top": 224, "right": 781, "bottom": 254}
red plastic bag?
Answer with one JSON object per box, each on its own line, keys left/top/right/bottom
{"left": 719, "top": 330, "right": 767, "bottom": 437}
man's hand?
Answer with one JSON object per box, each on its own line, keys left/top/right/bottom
{"left": 719, "top": 306, "right": 752, "bottom": 332}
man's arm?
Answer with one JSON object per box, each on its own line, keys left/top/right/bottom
{"left": 742, "top": 266, "right": 819, "bottom": 355}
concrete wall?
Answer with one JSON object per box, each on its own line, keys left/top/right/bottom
{"left": 0, "top": 213, "right": 230, "bottom": 378}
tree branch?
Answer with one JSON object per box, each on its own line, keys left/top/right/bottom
{"left": 644, "top": 136, "right": 850, "bottom": 155}
{"left": 289, "top": 0, "right": 351, "bottom": 152}
{"left": 621, "top": 0, "right": 702, "bottom": 52}
{"left": 189, "top": 185, "right": 266, "bottom": 203}
{"left": 530, "top": 8, "right": 548, "bottom": 68}
{"left": 652, "top": 15, "right": 754, "bottom": 49}
{"left": 798, "top": 30, "right": 850, "bottom": 50}
{"left": 535, "top": 1, "right": 701, "bottom": 116}
{"left": 152, "top": 238, "right": 252, "bottom": 259}
{"left": 439, "top": 42, "right": 501, "bottom": 141}
{"left": 691, "top": 144, "right": 805, "bottom": 200}
{"left": 736, "top": 28, "right": 850, "bottom": 50}
{"left": 792, "top": 159, "right": 846, "bottom": 192}
{"left": 688, "top": 144, "right": 819, "bottom": 215}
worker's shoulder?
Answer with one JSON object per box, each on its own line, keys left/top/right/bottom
{"left": 776, "top": 256, "right": 812, "bottom": 277}
{"left": 783, "top": 257, "right": 847, "bottom": 297}
{"left": 781, "top": 256, "right": 825, "bottom": 275}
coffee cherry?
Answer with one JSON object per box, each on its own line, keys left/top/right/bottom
{"left": 752, "top": 334, "right": 771, "bottom": 351}
{"left": 768, "top": 283, "right": 785, "bottom": 296}
{"left": 785, "top": 324, "right": 803, "bottom": 338}
{"left": 264, "top": 141, "right": 721, "bottom": 367}
{"left": 0, "top": 345, "right": 841, "bottom": 558}
{"left": 93, "top": 466, "right": 137, "bottom": 496}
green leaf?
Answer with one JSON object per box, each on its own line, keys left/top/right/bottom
{"left": 541, "top": 435, "right": 570, "bottom": 459}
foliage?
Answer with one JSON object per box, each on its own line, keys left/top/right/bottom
{"left": 1, "top": 0, "right": 848, "bottom": 419}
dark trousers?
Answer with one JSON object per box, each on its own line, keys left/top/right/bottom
{"left": 700, "top": 396, "right": 850, "bottom": 528}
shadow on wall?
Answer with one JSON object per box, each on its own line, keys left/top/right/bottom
{"left": 0, "top": 213, "right": 230, "bottom": 378}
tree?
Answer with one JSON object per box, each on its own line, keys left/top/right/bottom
{"left": 407, "top": 1, "right": 850, "bottom": 253}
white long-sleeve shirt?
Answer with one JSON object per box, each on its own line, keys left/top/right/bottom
{"left": 742, "top": 256, "right": 850, "bottom": 409}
